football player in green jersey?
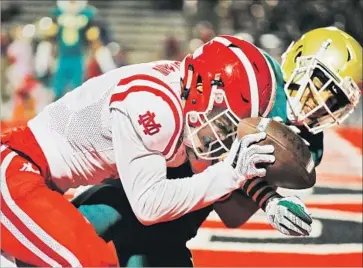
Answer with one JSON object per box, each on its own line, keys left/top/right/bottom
{"left": 215, "top": 26, "right": 361, "bottom": 235}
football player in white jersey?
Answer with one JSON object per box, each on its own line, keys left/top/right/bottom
{"left": 1, "top": 36, "right": 277, "bottom": 266}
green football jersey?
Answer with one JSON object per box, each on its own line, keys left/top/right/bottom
{"left": 51, "top": 6, "right": 96, "bottom": 56}
{"left": 263, "top": 52, "right": 324, "bottom": 166}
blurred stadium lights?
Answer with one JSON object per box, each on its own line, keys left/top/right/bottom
{"left": 22, "top": 24, "right": 36, "bottom": 38}
{"left": 107, "top": 42, "right": 121, "bottom": 57}
{"left": 265, "top": 0, "right": 279, "bottom": 7}
{"left": 39, "top": 17, "right": 53, "bottom": 31}
{"left": 259, "top": 33, "right": 281, "bottom": 49}
{"left": 250, "top": 4, "right": 265, "bottom": 19}
{"left": 188, "top": 38, "right": 204, "bottom": 53}
{"left": 183, "top": 0, "right": 198, "bottom": 15}
{"left": 234, "top": 32, "right": 255, "bottom": 44}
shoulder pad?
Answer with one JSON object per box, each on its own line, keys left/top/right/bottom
{"left": 110, "top": 74, "right": 184, "bottom": 161}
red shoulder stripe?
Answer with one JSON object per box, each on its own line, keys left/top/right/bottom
{"left": 116, "top": 74, "right": 182, "bottom": 112}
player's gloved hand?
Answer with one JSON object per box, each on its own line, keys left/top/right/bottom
{"left": 272, "top": 116, "right": 310, "bottom": 146}
{"left": 265, "top": 195, "right": 313, "bottom": 236}
{"left": 224, "top": 132, "right": 275, "bottom": 184}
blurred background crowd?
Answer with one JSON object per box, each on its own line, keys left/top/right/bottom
{"left": 1, "top": 0, "right": 362, "bottom": 129}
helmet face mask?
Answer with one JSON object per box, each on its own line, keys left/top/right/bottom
{"left": 285, "top": 52, "right": 361, "bottom": 134}
{"left": 185, "top": 103, "right": 239, "bottom": 161}
{"left": 282, "top": 28, "right": 362, "bottom": 134}
{"left": 183, "top": 72, "right": 239, "bottom": 160}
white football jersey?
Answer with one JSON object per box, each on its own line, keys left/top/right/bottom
{"left": 28, "top": 60, "right": 240, "bottom": 224}
{"left": 29, "top": 61, "right": 183, "bottom": 190}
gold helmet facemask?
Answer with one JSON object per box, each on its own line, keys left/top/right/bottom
{"left": 282, "top": 28, "right": 362, "bottom": 134}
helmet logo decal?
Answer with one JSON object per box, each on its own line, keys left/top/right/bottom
{"left": 317, "top": 39, "right": 332, "bottom": 58}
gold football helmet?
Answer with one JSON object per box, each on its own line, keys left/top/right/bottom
{"left": 282, "top": 27, "right": 362, "bottom": 134}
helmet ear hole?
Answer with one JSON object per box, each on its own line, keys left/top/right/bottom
{"left": 346, "top": 48, "right": 351, "bottom": 61}
{"left": 294, "top": 51, "right": 302, "bottom": 63}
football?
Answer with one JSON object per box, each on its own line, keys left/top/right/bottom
{"left": 237, "top": 117, "right": 316, "bottom": 189}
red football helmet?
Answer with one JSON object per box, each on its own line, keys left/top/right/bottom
{"left": 181, "top": 35, "right": 276, "bottom": 160}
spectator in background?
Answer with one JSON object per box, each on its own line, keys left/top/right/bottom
{"left": 228, "top": 0, "right": 363, "bottom": 56}
{"left": 163, "top": 35, "right": 185, "bottom": 61}
{"left": 85, "top": 26, "right": 116, "bottom": 79}
{"left": 11, "top": 75, "right": 53, "bottom": 124}
{"left": 186, "top": 20, "right": 216, "bottom": 55}
{"left": 1, "top": 31, "right": 11, "bottom": 103}
{"left": 6, "top": 25, "right": 34, "bottom": 90}
{"left": 112, "top": 44, "right": 128, "bottom": 68}
{"left": 4, "top": 24, "right": 53, "bottom": 125}
{"left": 50, "top": 0, "right": 96, "bottom": 100}
{"left": 6, "top": 25, "right": 35, "bottom": 122}
{"left": 34, "top": 20, "right": 58, "bottom": 89}
{"left": 194, "top": 21, "right": 216, "bottom": 43}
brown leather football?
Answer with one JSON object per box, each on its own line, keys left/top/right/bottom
{"left": 237, "top": 117, "right": 316, "bottom": 189}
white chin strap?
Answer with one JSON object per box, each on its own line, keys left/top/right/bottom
{"left": 286, "top": 103, "right": 296, "bottom": 123}
{"left": 286, "top": 99, "right": 304, "bottom": 125}
{"left": 183, "top": 126, "right": 201, "bottom": 149}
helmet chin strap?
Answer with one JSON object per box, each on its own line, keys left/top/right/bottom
{"left": 286, "top": 100, "right": 304, "bottom": 124}
{"left": 184, "top": 124, "right": 215, "bottom": 151}
{"left": 286, "top": 103, "right": 296, "bottom": 123}
{"left": 183, "top": 126, "right": 201, "bottom": 149}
